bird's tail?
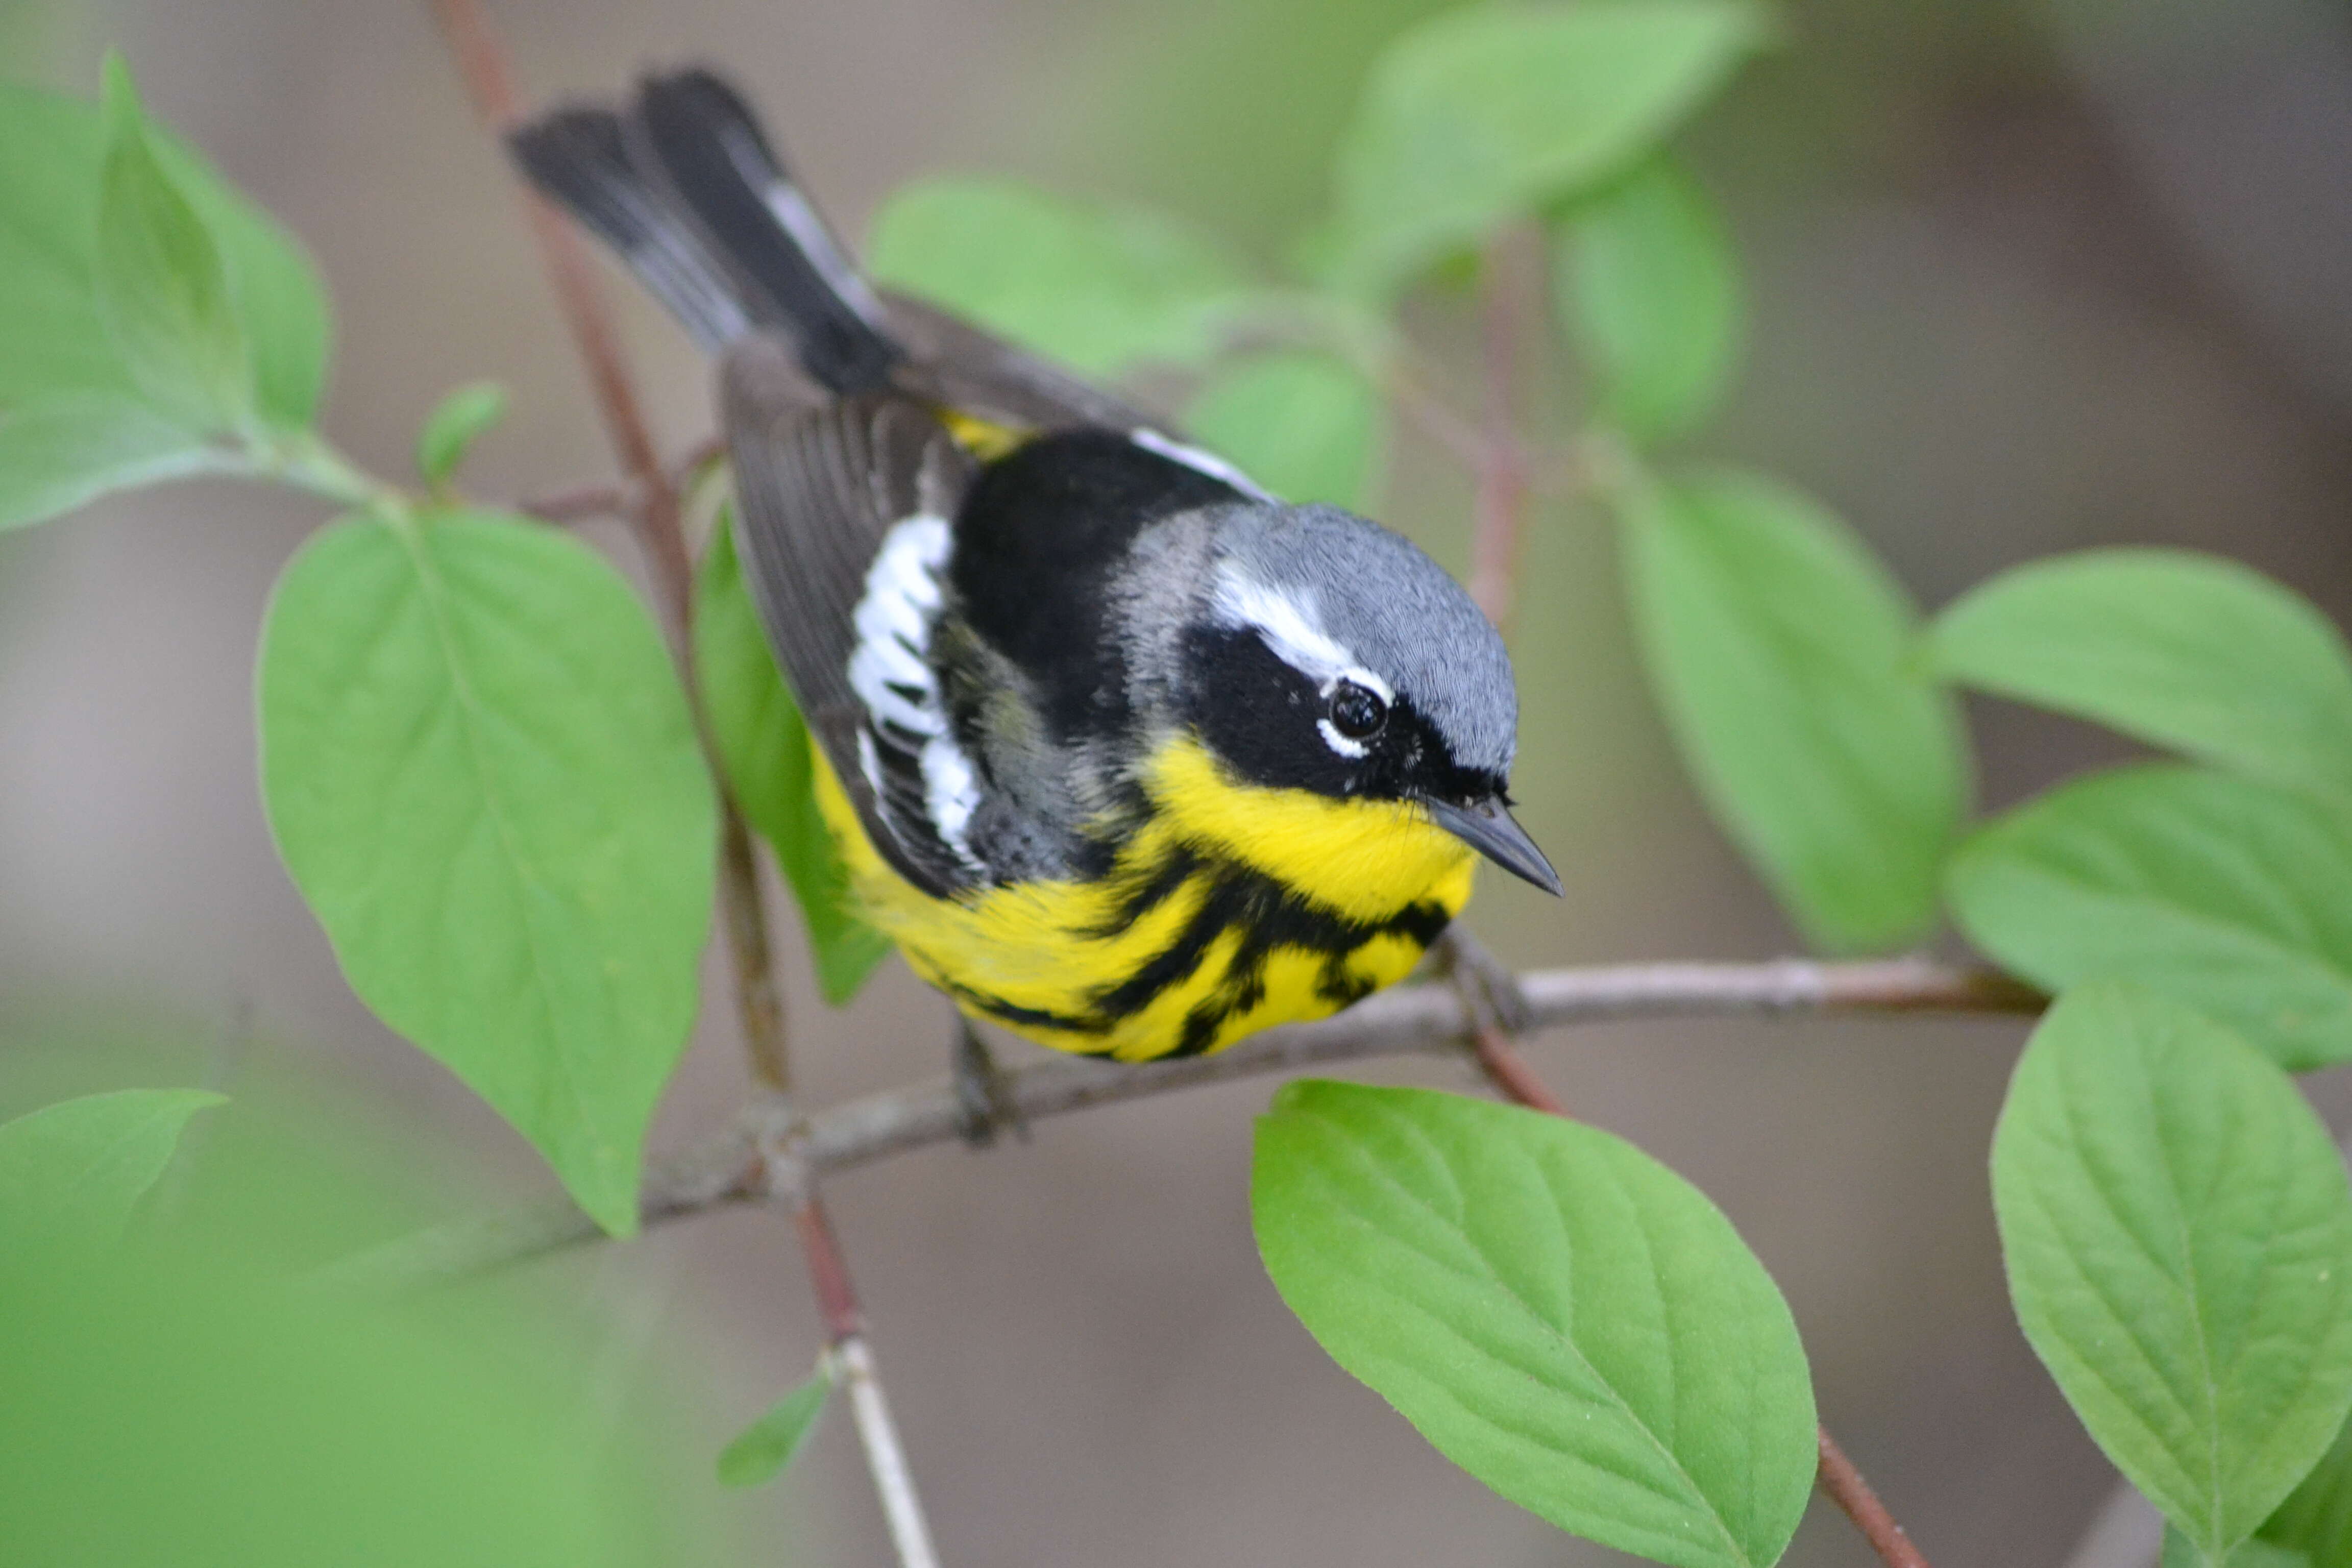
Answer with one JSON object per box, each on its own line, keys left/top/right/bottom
{"left": 508, "top": 68, "right": 900, "bottom": 393}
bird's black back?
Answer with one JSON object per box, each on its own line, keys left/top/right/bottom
{"left": 953, "top": 431, "right": 1241, "bottom": 743}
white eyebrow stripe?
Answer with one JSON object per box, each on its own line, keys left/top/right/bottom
{"left": 1209, "top": 567, "right": 1394, "bottom": 703}
{"left": 1130, "top": 428, "right": 1273, "bottom": 500}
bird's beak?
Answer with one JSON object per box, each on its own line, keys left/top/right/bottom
{"left": 1425, "top": 796, "right": 1564, "bottom": 897}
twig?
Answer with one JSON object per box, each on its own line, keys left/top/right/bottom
{"left": 796, "top": 1196, "right": 938, "bottom": 1568}
{"left": 519, "top": 476, "right": 633, "bottom": 524}
{"left": 1467, "top": 224, "right": 1542, "bottom": 632}
{"left": 1468, "top": 1026, "right": 1569, "bottom": 1116}
{"left": 427, "top": 5, "right": 927, "bottom": 1556}
{"left": 1461, "top": 986, "right": 1943, "bottom": 1568}
{"left": 430, "top": 0, "right": 695, "bottom": 642}
{"left": 718, "top": 819, "right": 794, "bottom": 1093}
{"left": 836, "top": 1335, "right": 940, "bottom": 1568}
{"left": 517, "top": 439, "right": 727, "bottom": 527}
{"left": 1815, "top": 1430, "right": 1935, "bottom": 1568}
{"left": 318, "top": 957, "right": 2038, "bottom": 1292}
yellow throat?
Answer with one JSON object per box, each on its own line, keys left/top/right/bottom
{"left": 816, "top": 733, "right": 1478, "bottom": 1061}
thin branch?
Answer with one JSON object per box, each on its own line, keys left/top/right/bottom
{"left": 319, "top": 957, "right": 2038, "bottom": 1293}
{"left": 1469, "top": 1025, "right": 1570, "bottom": 1116}
{"left": 518, "top": 476, "right": 634, "bottom": 524}
{"left": 1459, "top": 977, "right": 1949, "bottom": 1568}
{"left": 430, "top": 0, "right": 694, "bottom": 642}
{"left": 517, "top": 439, "right": 727, "bottom": 527}
{"left": 427, "top": 6, "right": 928, "bottom": 1556}
{"left": 1816, "top": 1430, "right": 1935, "bottom": 1568}
{"left": 836, "top": 1334, "right": 942, "bottom": 1568}
{"left": 718, "top": 820, "right": 794, "bottom": 1093}
{"left": 431, "top": 0, "right": 796, "bottom": 1092}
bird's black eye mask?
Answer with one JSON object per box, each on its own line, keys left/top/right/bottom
{"left": 1178, "top": 623, "right": 1502, "bottom": 806}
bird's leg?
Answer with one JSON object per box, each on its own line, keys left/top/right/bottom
{"left": 1433, "top": 926, "right": 1572, "bottom": 1114}
{"left": 1430, "top": 925, "right": 1535, "bottom": 1038}
{"left": 951, "top": 1015, "right": 1029, "bottom": 1148}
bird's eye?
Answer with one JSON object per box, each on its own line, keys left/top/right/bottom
{"left": 1327, "top": 679, "right": 1388, "bottom": 741}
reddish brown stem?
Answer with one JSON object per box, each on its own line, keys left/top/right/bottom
{"left": 1470, "top": 1026, "right": 1570, "bottom": 1117}
{"left": 519, "top": 477, "right": 633, "bottom": 524}
{"left": 719, "top": 815, "right": 792, "bottom": 1093}
{"left": 430, "top": 0, "right": 790, "bottom": 1098}
{"left": 432, "top": 0, "right": 918, "bottom": 1548}
{"left": 430, "top": 0, "right": 694, "bottom": 642}
{"left": 1467, "top": 1017, "right": 1935, "bottom": 1568}
{"left": 1817, "top": 1429, "right": 1934, "bottom": 1568}
{"left": 794, "top": 1195, "right": 865, "bottom": 1343}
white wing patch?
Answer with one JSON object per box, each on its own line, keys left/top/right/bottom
{"left": 1210, "top": 565, "right": 1394, "bottom": 761}
{"left": 1130, "top": 428, "right": 1273, "bottom": 500}
{"left": 846, "top": 515, "right": 986, "bottom": 872}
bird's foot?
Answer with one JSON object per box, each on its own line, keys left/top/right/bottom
{"left": 952, "top": 1018, "right": 1030, "bottom": 1148}
{"left": 1432, "top": 926, "right": 1535, "bottom": 1038}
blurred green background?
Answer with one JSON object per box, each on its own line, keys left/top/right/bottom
{"left": 7, "top": 0, "right": 2352, "bottom": 1562}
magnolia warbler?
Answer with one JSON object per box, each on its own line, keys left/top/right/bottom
{"left": 511, "top": 70, "right": 1560, "bottom": 1098}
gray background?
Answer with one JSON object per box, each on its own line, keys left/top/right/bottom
{"left": 7, "top": 0, "right": 2352, "bottom": 1562}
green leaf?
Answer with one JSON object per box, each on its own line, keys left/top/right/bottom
{"left": 1254, "top": 1081, "right": 1816, "bottom": 1568}
{"left": 1949, "top": 765, "right": 2352, "bottom": 1071}
{"left": 0, "top": 392, "right": 237, "bottom": 532}
{"left": 1993, "top": 984, "right": 2352, "bottom": 1562}
{"left": 716, "top": 1366, "right": 833, "bottom": 1489}
{"left": 0, "top": 76, "right": 332, "bottom": 527}
{"left": 1557, "top": 156, "right": 1744, "bottom": 442}
{"left": 2239, "top": 1547, "right": 2315, "bottom": 1568}
{"left": 152, "top": 134, "right": 332, "bottom": 430}
{"left": 1330, "top": 1, "right": 1767, "bottom": 295}
{"left": 1184, "top": 351, "right": 1381, "bottom": 509}
{"left": 0, "top": 1088, "right": 226, "bottom": 1245}
{"left": 693, "top": 519, "right": 891, "bottom": 1004}
{"left": 1931, "top": 549, "right": 2352, "bottom": 803}
{"left": 2, "top": 1195, "right": 719, "bottom": 1565}
{"left": 95, "top": 55, "right": 252, "bottom": 432}
{"left": 2262, "top": 1405, "right": 2352, "bottom": 1563}
{"left": 258, "top": 507, "right": 717, "bottom": 1234}
{"left": 0, "top": 85, "right": 133, "bottom": 406}
{"left": 1619, "top": 470, "right": 1969, "bottom": 952}
{"left": 415, "top": 381, "right": 508, "bottom": 492}
{"left": 866, "top": 177, "right": 1253, "bottom": 375}
{"left": 2165, "top": 1528, "right": 2313, "bottom": 1568}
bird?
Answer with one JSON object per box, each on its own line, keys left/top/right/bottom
{"left": 509, "top": 69, "right": 1560, "bottom": 1119}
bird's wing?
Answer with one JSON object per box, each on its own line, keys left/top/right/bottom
{"left": 877, "top": 293, "right": 1162, "bottom": 436}
{"left": 722, "top": 337, "right": 985, "bottom": 897}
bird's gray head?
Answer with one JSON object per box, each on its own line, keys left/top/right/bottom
{"left": 1172, "top": 504, "right": 1561, "bottom": 894}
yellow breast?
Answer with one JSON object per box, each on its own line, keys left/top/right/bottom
{"left": 815, "top": 734, "right": 1477, "bottom": 1061}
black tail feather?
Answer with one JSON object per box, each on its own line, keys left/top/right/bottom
{"left": 507, "top": 69, "right": 901, "bottom": 392}
{"left": 506, "top": 106, "right": 752, "bottom": 352}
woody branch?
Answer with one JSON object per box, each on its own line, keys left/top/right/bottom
{"left": 318, "top": 954, "right": 2038, "bottom": 1293}
{"left": 426, "top": 4, "right": 936, "bottom": 1563}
